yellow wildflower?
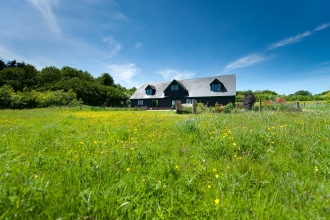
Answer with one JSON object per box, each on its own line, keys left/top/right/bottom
{"left": 233, "top": 143, "right": 237, "bottom": 147}
{"left": 126, "top": 168, "right": 130, "bottom": 171}
{"left": 215, "top": 174, "right": 219, "bottom": 178}
{"left": 208, "top": 185, "right": 211, "bottom": 189}
{"left": 215, "top": 199, "right": 220, "bottom": 204}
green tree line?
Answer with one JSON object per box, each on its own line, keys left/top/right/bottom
{"left": 236, "top": 89, "right": 330, "bottom": 102}
{"left": 0, "top": 59, "right": 137, "bottom": 109}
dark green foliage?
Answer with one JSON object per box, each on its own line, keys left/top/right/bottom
{"left": 0, "top": 60, "right": 135, "bottom": 108}
{"left": 294, "top": 90, "right": 312, "bottom": 96}
{"left": 96, "top": 73, "right": 115, "bottom": 87}
{"left": 37, "top": 66, "right": 62, "bottom": 90}
{"left": 0, "top": 60, "right": 5, "bottom": 71}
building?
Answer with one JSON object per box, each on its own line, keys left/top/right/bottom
{"left": 130, "top": 74, "right": 236, "bottom": 109}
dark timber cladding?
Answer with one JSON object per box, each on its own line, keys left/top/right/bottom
{"left": 130, "top": 74, "right": 236, "bottom": 109}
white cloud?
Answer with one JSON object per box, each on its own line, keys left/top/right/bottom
{"left": 102, "top": 35, "right": 121, "bottom": 58}
{"left": 135, "top": 42, "right": 143, "bottom": 49}
{"left": 314, "top": 22, "right": 330, "bottom": 31}
{"left": 157, "top": 69, "right": 195, "bottom": 81}
{"left": 224, "top": 54, "right": 270, "bottom": 71}
{"left": 269, "top": 31, "right": 312, "bottom": 49}
{"left": 107, "top": 63, "right": 140, "bottom": 86}
{"left": 27, "top": 0, "right": 61, "bottom": 35}
{"left": 269, "top": 22, "right": 330, "bottom": 50}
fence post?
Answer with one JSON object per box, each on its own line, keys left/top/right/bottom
{"left": 259, "top": 99, "right": 261, "bottom": 111}
{"left": 192, "top": 100, "right": 197, "bottom": 114}
{"left": 297, "top": 102, "right": 300, "bottom": 109}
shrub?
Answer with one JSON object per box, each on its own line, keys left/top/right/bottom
{"left": 213, "top": 102, "right": 224, "bottom": 113}
{"left": 224, "top": 102, "right": 234, "bottom": 113}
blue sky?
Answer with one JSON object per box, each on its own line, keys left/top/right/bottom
{"left": 0, "top": 0, "right": 330, "bottom": 94}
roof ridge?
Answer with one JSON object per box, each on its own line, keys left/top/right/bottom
{"left": 141, "top": 74, "right": 235, "bottom": 85}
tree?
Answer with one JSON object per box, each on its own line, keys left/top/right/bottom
{"left": 293, "top": 90, "right": 312, "bottom": 96}
{"left": 242, "top": 91, "right": 256, "bottom": 110}
{"left": 37, "top": 66, "right": 62, "bottom": 90}
{"left": 60, "top": 66, "right": 94, "bottom": 82}
{"left": 6, "top": 60, "right": 17, "bottom": 68}
{"left": 96, "top": 73, "right": 115, "bottom": 87}
{"left": 0, "top": 60, "right": 5, "bottom": 71}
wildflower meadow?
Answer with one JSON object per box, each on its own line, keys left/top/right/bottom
{"left": 0, "top": 107, "right": 330, "bottom": 219}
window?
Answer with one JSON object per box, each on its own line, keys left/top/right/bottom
{"left": 171, "top": 84, "right": 179, "bottom": 90}
{"left": 146, "top": 89, "right": 153, "bottom": 95}
{"left": 211, "top": 84, "right": 221, "bottom": 91}
{"left": 172, "top": 100, "right": 176, "bottom": 106}
{"left": 138, "top": 100, "right": 143, "bottom": 105}
{"left": 186, "top": 99, "right": 192, "bottom": 104}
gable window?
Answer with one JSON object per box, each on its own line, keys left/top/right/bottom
{"left": 211, "top": 84, "right": 221, "bottom": 91}
{"left": 138, "top": 100, "right": 143, "bottom": 105}
{"left": 186, "top": 99, "right": 192, "bottom": 104}
{"left": 146, "top": 89, "right": 153, "bottom": 95}
{"left": 171, "top": 85, "right": 179, "bottom": 90}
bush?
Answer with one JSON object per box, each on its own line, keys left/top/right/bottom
{"left": 0, "top": 87, "right": 79, "bottom": 109}
{"left": 213, "top": 102, "right": 224, "bottom": 113}
{"left": 224, "top": 102, "right": 234, "bottom": 113}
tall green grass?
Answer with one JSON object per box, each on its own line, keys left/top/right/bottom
{"left": 0, "top": 108, "right": 329, "bottom": 219}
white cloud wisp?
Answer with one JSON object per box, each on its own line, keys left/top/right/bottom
{"left": 157, "top": 69, "right": 195, "bottom": 81}
{"left": 102, "top": 35, "right": 121, "bottom": 58}
{"left": 314, "top": 22, "right": 330, "bottom": 31}
{"left": 27, "top": 0, "right": 61, "bottom": 35}
{"left": 269, "top": 22, "right": 330, "bottom": 50}
{"left": 269, "top": 31, "right": 312, "bottom": 50}
{"left": 224, "top": 54, "right": 270, "bottom": 71}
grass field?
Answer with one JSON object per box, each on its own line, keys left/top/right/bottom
{"left": 1, "top": 107, "right": 330, "bottom": 219}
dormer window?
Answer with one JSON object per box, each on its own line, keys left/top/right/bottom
{"left": 211, "top": 84, "right": 221, "bottom": 91}
{"left": 210, "top": 79, "right": 223, "bottom": 92}
{"left": 146, "top": 89, "right": 153, "bottom": 95}
{"left": 145, "top": 85, "right": 155, "bottom": 95}
{"left": 171, "top": 85, "right": 179, "bottom": 90}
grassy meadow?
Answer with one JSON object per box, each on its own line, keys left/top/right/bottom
{"left": 0, "top": 107, "right": 330, "bottom": 219}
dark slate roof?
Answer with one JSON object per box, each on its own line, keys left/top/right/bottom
{"left": 130, "top": 74, "right": 236, "bottom": 99}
